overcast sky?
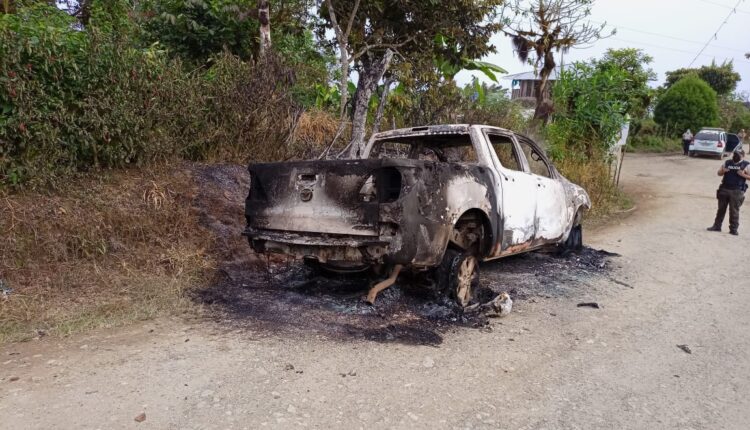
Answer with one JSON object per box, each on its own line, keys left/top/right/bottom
{"left": 456, "top": 0, "right": 750, "bottom": 95}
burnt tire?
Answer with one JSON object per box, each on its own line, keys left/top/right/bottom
{"left": 560, "top": 223, "right": 583, "bottom": 255}
{"left": 438, "top": 249, "right": 479, "bottom": 307}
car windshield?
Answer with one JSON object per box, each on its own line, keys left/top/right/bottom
{"left": 695, "top": 132, "right": 719, "bottom": 141}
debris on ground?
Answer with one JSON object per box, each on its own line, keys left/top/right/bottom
{"left": 465, "top": 292, "right": 513, "bottom": 317}
{"left": 677, "top": 344, "right": 692, "bottom": 354}
{"left": 609, "top": 278, "right": 633, "bottom": 289}
{"left": 577, "top": 302, "right": 601, "bottom": 309}
{"left": 134, "top": 413, "right": 146, "bottom": 423}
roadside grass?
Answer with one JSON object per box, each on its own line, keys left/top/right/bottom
{"left": 0, "top": 110, "right": 338, "bottom": 345}
{"left": 555, "top": 158, "right": 632, "bottom": 220}
{"left": 0, "top": 166, "right": 214, "bottom": 344}
{"left": 626, "top": 136, "right": 682, "bottom": 154}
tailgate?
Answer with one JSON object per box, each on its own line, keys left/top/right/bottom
{"left": 246, "top": 159, "right": 386, "bottom": 236}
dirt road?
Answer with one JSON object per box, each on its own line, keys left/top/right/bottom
{"left": 2, "top": 153, "right": 749, "bottom": 430}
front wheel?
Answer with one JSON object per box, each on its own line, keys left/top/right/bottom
{"left": 560, "top": 223, "right": 583, "bottom": 255}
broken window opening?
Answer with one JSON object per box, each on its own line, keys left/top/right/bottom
{"left": 488, "top": 134, "right": 522, "bottom": 171}
{"left": 371, "top": 134, "right": 478, "bottom": 164}
{"left": 518, "top": 140, "right": 552, "bottom": 178}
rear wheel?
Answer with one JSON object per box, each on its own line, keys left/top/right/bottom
{"left": 438, "top": 249, "right": 479, "bottom": 307}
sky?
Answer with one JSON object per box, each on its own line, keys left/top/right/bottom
{"left": 456, "top": 0, "right": 750, "bottom": 96}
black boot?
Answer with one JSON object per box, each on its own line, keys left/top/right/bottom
{"left": 707, "top": 226, "right": 721, "bottom": 232}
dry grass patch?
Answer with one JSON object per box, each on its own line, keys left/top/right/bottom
{"left": 556, "top": 158, "right": 633, "bottom": 220}
{"left": 0, "top": 165, "right": 215, "bottom": 343}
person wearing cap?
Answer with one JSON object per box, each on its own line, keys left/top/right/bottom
{"left": 681, "top": 129, "right": 693, "bottom": 156}
{"left": 707, "top": 147, "right": 750, "bottom": 235}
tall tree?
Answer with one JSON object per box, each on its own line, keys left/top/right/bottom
{"left": 139, "top": 0, "right": 312, "bottom": 63}
{"left": 2, "top": 0, "right": 56, "bottom": 14}
{"left": 654, "top": 75, "right": 720, "bottom": 135}
{"left": 502, "top": 0, "right": 609, "bottom": 121}
{"left": 320, "top": 0, "right": 504, "bottom": 158}
{"left": 320, "top": 0, "right": 360, "bottom": 155}
{"left": 257, "top": 0, "right": 271, "bottom": 56}
{"left": 593, "top": 48, "right": 655, "bottom": 119}
{"left": 664, "top": 61, "right": 741, "bottom": 96}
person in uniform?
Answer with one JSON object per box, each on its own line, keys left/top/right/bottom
{"left": 681, "top": 129, "right": 693, "bottom": 156}
{"left": 707, "top": 148, "right": 750, "bottom": 235}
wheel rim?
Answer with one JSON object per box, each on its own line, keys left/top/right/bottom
{"left": 456, "top": 256, "right": 477, "bottom": 306}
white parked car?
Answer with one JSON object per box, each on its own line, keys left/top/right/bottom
{"left": 689, "top": 129, "right": 727, "bottom": 159}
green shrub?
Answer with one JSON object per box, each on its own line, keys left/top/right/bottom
{"left": 654, "top": 75, "right": 719, "bottom": 136}
{"left": 461, "top": 93, "right": 529, "bottom": 132}
{"left": 718, "top": 96, "right": 750, "bottom": 132}
{"left": 730, "top": 110, "right": 750, "bottom": 133}
{"left": 546, "top": 61, "right": 630, "bottom": 161}
{"left": 0, "top": 4, "right": 310, "bottom": 189}
{"left": 633, "top": 117, "right": 658, "bottom": 137}
{"left": 139, "top": 0, "right": 260, "bottom": 63}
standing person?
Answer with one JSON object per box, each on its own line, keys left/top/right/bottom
{"left": 707, "top": 148, "right": 750, "bottom": 235}
{"left": 739, "top": 129, "right": 747, "bottom": 147}
{"left": 682, "top": 129, "right": 693, "bottom": 156}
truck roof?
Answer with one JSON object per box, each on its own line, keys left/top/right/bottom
{"left": 372, "top": 124, "right": 513, "bottom": 140}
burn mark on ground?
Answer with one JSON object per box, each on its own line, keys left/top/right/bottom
{"left": 194, "top": 249, "right": 615, "bottom": 346}
{"left": 191, "top": 164, "right": 616, "bottom": 346}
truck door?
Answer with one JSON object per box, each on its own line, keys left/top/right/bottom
{"left": 484, "top": 132, "right": 538, "bottom": 256}
{"left": 516, "top": 137, "right": 568, "bottom": 243}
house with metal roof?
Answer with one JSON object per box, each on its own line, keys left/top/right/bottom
{"left": 504, "top": 69, "right": 560, "bottom": 103}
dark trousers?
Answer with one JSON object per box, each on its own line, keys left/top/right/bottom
{"left": 682, "top": 140, "right": 691, "bottom": 155}
{"left": 713, "top": 188, "right": 745, "bottom": 232}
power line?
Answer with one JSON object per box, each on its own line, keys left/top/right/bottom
{"left": 610, "top": 36, "right": 731, "bottom": 58}
{"left": 689, "top": 0, "right": 746, "bottom": 66}
{"left": 590, "top": 20, "right": 746, "bottom": 54}
{"left": 694, "top": 0, "right": 750, "bottom": 14}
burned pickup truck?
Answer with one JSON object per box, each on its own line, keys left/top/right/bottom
{"left": 244, "top": 125, "right": 590, "bottom": 306}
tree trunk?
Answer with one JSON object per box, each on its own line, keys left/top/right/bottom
{"left": 370, "top": 76, "right": 393, "bottom": 136}
{"left": 317, "top": 40, "right": 350, "bottom": 159}
{"left": 320, "top": 0, "right": 360, "bottom": 157}
{"left": 257, "top": 0, "right": 271, "bottom": 56}
{"left": 337, "top": 48, "right": 350, "bottom": 119}
{"left": 533, "top": 76, "right": 553, "bottom": 122}
{"left": 348, "top": 49, "right": 394, "bottom": 159}
{"left": 534, "top": 54, "right": 556, "bottom": 122}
